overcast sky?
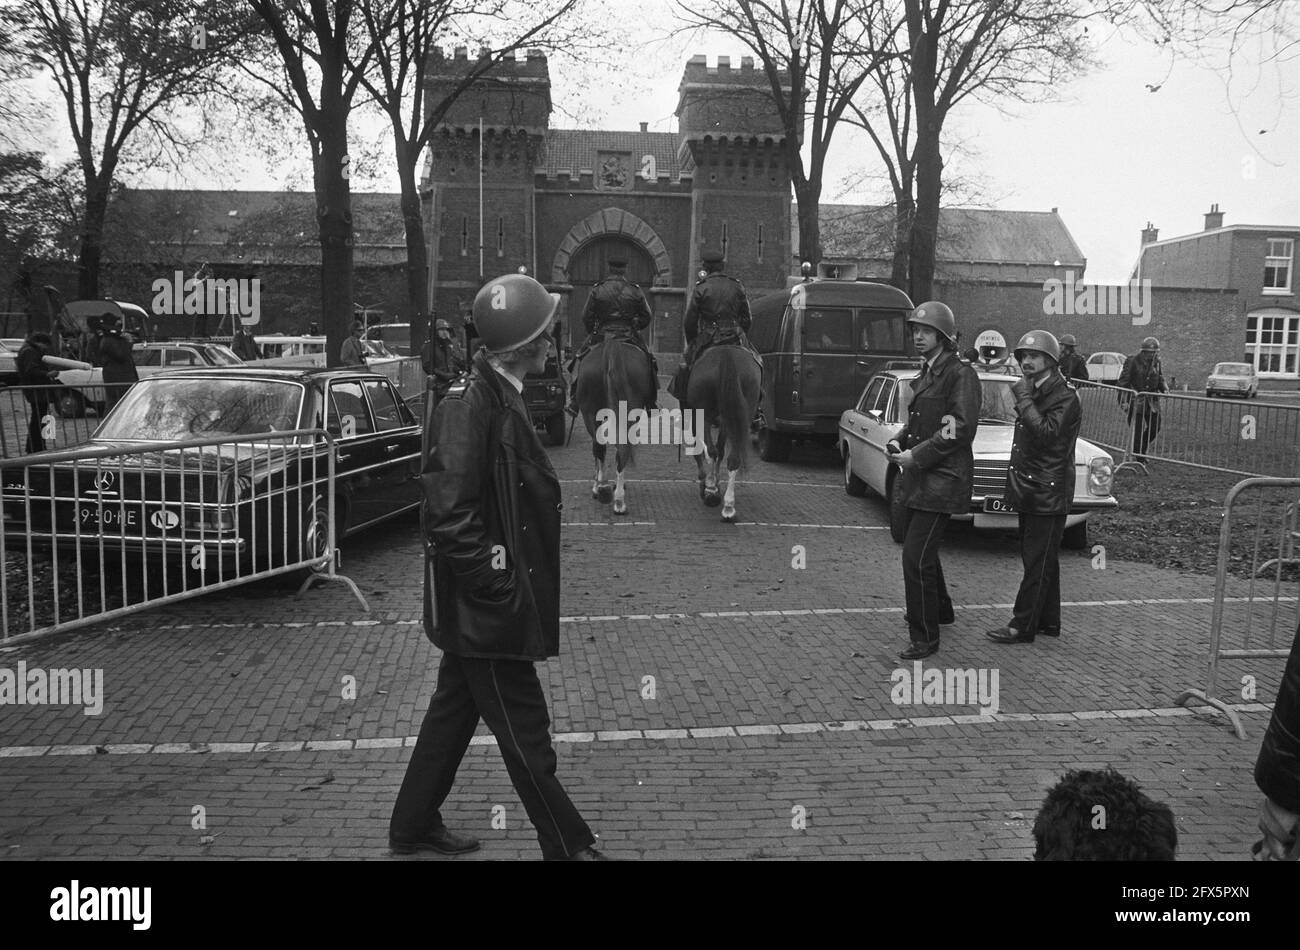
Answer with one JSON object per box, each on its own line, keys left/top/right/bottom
{"left": 114, "top": 1, "right": 1300, "bottom": 284}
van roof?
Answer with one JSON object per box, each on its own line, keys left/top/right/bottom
{"left": 748, "top": 279, "right": 914, "bottom": 352}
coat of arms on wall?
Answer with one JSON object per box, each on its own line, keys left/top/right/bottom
{"left": 596, "top": 151, "right": 631, "bottom": 190}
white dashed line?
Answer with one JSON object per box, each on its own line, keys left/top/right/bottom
{"left": 0, "top": 702, "right": 1273, "bottom": 759}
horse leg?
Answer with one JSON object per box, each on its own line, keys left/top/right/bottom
{"left": 695, "top": 438, "right": 710, "bottom": 501}
{"left": 702, "top": 427, "right": 722, "bottom": 507}
{"left": 592, "top": 444, "right": 612, "bottom": 504}
{"left": 612, "top": 445, "right": 629, "bottom": 515}
{"left": 721, "top": 463, "right": 739, "bottom": 522}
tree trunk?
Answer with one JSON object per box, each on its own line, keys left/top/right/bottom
{"left": 314, "top": 97, "right": 355, "bottom": 368}
{"left": 890, "top": 191, "right": 914, "bottom": 294}
{"left": 794, "top": 178, "right": 822, "bottom": 269}
{"left": 395, "top": 145, "right": 429, "bottom": 361}
{"left": 909, "top": 128, "right": 941, "bottom": 305}
{"left": 78, "top": 176, "right": 112, "bottom": 299}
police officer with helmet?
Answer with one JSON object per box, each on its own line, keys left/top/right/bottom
{"left": 986, "top": 330, "right": 1082, "bottom": 645}
{"left": 391, "top": 272, "right": 609, "bottom": 861}
{"left": 1057, "top": 334, "right": 1089, "bottom": 384}
{"left": 885, "top": 301, "right": 982, "bottom": 660}
{"left": 669, "top": 248, "right": 754, "bottom": 404}
{"left": 568, "top": 255, "right": 657, "bottom": 410}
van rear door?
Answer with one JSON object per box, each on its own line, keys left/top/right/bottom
{"left": 856, "top": 307, "right": 910, "bottom": 379}
{"left": 799, "top": 305, "right": 856, "bottom": 417}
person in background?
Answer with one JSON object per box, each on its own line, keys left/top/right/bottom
{"left": 1057, "top": 334, "right": 1090, "bottom": 384}
{"left": 1254, "top": 615, "right": 1300, "bottom": 861}
{"left": 231, "top": 324, "right": 260, "bottom": 361}
{"left": 1117, "top": 336, "right": 1166, "bottom": 462}
{"left": 340, "top": 321, "right": 367, "bottom": 366}
{"left": 98, "top": 313, "right": 138, "bottom": 414}
{"left": 421, "top": 317, "right": 467, "bottom": 400}
{"left": 16, "top": 331, "right": 59, "bottom": 453}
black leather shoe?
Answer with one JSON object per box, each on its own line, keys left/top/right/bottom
{"left": 899, "top": 640, "right": 939, "bottom": 660}
{"left": 1039, "top": 626, "right": 1060, "bottom": 638}
{"left": 560, "top": 846, "right": 611, "bottom": 861}
{"left": 985, "top": 626, "right": 1034, "bottom": 644}
{"left": 389, "top": 827, "right": 481, "bottom": 855}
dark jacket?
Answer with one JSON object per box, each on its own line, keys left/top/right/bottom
{"left": 684, "top": 271, "right": 751, "bottom": 349}
{"left": 99, "top": 332, "right": 138, "bottom": 385}
{"left": 16, "top": 343, "right": 52, "bottom": 387}
{"left": 421, "top": 338, "right": 466, "bottom": 383}
{"left": 421, "top": 350, "right": 562, "bottom": 661}
{"left": 1059, "top": 351, "right": 1089, "bottom": 384}
{"left": 582, "top": 275, "right": 651, "bottom": 335}
{"left": 231, "top": 331, "right": 260, "bottom": 361}
{"left": 894, "top": 350, "right": 982, "bottom": 514}
{"left": 1256, "top": 619, "right": 1300, "bottom": 815}
{"left": 1004, "top": 371, "right": 1082, "bottom": 515}
{"left": 1118, "top": 351, "right": 1166, "bottom": 413}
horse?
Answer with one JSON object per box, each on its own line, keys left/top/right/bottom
{"left": 575, "top": 331, "right": 656, "bottom": 515}
{"left": 684, "top": 344, "right": 761, "bottom": 522}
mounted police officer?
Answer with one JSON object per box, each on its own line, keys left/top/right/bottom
{"left": 986, "top": 331, "right": 1082, "bottom": 645}
{"left": 670, "top": 248, "right": 755, "bottom": 405}
{"left": 1057, "top": 334, "right": 1090, "bottom": 384}
{"left": 567, "top": 256, "right": 657, "bottom": 410}
{"left": 885, "top": 301, "right": 982, "bottom": 660}
{"left": 391, "top": 272, "right": 608, "bottom": 861}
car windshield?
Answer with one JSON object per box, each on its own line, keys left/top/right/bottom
{"left": 97, "top": 377, "right": 303, "bottom": 440}
{"left": 203, "top": 344, "right": 244, "bottom": 366}
{"left": 1214, "top": 363, "right": 1252, "bottom": 376}
{"left": 979, "top": 378, "right": 1019, "bottom": 423}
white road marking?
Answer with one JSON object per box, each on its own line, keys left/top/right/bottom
{"left": 0, "top": 701, "right": 1272, "bottom": 759}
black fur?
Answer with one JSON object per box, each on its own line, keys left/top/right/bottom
{"left": 1033, "top": 768, "right": 1177, "bottom": 861}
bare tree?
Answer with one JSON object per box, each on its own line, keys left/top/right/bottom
{"left": 0, "top": 0, "right": 256, "bottom": 298}
{"left": 675, "top": 0, "right": 904, "bottom": 267}
{"left": 353, "top": 0, "right": 587, "bottom": 359}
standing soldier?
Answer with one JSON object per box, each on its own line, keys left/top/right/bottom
{"left": 1057, "top": 334, "right": 1090, "bottom": 384}
{"left": 421, "top": 317, "right": 467, "bottom": 399}
{"left": 567, "top": 256, "right": 657, "bottom": 410}
{"left": 986, "top": 331, "right": 1081, "bottom": 645}
{"left": 391, "top": 272, "right": 608, "bottom": 861}
{"left": 1117, "top": 336, "right": 1166, "bottom": 462}
{"left": 885, "top": 301, "right": 982, "bottom": 660}
{"left": 670, "top": 248, "right": 754, "bottom": 405}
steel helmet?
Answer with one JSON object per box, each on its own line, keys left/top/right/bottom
{"left": 1058, "top": 334, "right": 1077, "bottom": 347}
{"left": 1014, "top": 330, "right": 1061, "bottom": 364}
{"left": 1141, "top": 336, "right": 1160, "bottom": 352}
{"left": 471, "top": 273, "right": 559, "bottom": 354}
{"left": 907, "top": 301, "right": 956, "bottom": 342}
{"left": 434, "top": 318, "right": 451, "bottom": 331}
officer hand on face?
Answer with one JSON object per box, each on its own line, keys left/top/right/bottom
{"left": 1011, "top": 376, "right": 1034, "bottom": 402}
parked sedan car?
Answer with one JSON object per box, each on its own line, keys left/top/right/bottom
{"left": 1085, "top": 351, "right": 1126, "bottom": 382}
{"left": 1205, "top": 361, "right": 1258, "bottom": 399}
{"left": 1, "top": 367, "right": 421, "bottom": 577}
{"left": 839, "top": 368, "right": 1118, "bottom": 548}
{"left": 55, "top": 341, "right": 244, "bottom": 416}
{"left": 0, "top": 340, "right": 19, "bottom": 386}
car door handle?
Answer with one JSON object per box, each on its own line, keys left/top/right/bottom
{"left": 337, "top": 452, "right": 352, "bottom": 462}
{"left": 385, "top": 443, "right": 402, "bottom": 452}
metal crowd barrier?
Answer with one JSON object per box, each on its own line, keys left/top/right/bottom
{"left": 1173, "top": 477, "right": 1300, "bottom": 738}
{"left": 0, "top": 428, "right": 367, "bottom": 644}
{"left": 1078, "top": 381, "right": 1300, "bottom": 478}
{"left": 0, "top": 382, "right": 136, "bottom": 460}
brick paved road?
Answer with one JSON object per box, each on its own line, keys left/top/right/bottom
{"left": 0, "top": 404, "right": 1293, "bottom": 860}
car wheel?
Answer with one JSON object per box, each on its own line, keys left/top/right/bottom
{"left": 843, "top": 446, "right": 867, "bottom": 497}
{"left": 545, "top": 411, "right": 566, "bottom": 446}
{"left": 57, "top": 389, "right": 85, "bottom": 418}
{"left": 888, "top": 470, "right": 908, "bottom": 544}
{"left": 301, "top": 494, "right": 338, "bottom": 571}
{"left": 757, "top": 425, "right": 791, "bottom": 463}
{"left": 1062, "top": 520, "right": 1088, "bottom": 550}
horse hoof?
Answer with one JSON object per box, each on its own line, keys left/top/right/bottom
{"left": 613, "top": 499, "right": 628, "bottom": 515}
{"left": 595, "top": 486, "right": 613, "bottom": 504}
{"left": 703, "top": 491, "right": 721, "bottom": 508}
{"left": 721, "top": 506, "right": 736, "bottom": 522}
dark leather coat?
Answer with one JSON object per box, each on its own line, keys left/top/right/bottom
{"left": 421, "top": 350, "right": 562, "bottom": 661}
{"left": 1256, "top": 620, "right": 1300, "bottom": 815}
{"left": 1004, "top": 371, "right": 1082, "bottom": 515}
{"left": 1058, "top": 351, "right": 1089, "bottom": 383}
{"left": 582, "top": 275, "right": 651, "bottom": 334}
{"left": 99, "top": 332, "right": 138, "bottom": 385}
{"left": 895, "top": 350, "right": 982, "bottom": 514}
{"left": 684, "top": 272, "right": 751, "bottom": 351}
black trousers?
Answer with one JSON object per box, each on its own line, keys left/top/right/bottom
{"left": 1130, "top": 405, "right": 1161, "bottom": 457}
{"left": 901, "top": 508, "right": 954, "bottom": 645}
{"left": 24, "top": 392, "right": 49, "bottom": 454}
{"left": 1010, "top": 512, "right": 1067, "bottom": 636}
{"left": 391, "top": 651, "right": 594, "bottom": 860}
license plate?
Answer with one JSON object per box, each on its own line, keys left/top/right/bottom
{"left": 983, "top": 496, "right": 1016, "bottom": 514}
{"left": 78, "top": 504, "right": 139, "bottom": 529}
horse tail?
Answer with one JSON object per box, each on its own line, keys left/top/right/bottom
{"left": 719, "top": 348, "right": 750, "bottom": 472}
{"left": 605, "top": 341, "right": 634, "bottom": 466}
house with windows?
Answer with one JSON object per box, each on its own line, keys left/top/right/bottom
{"left": 1134, "top": 205, "right": 1298, "bottom": 381}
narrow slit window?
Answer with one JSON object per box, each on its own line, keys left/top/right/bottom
{"left": 497, "top": 217, "right": 505, "bottom": 256}
{"left": 460, "top": 216, "right": 469, "bottom": 256}
{"left": 756, "top": 223, "right": 764, "bottom": 262}
{"left": 721, "top": 221, "right": 729, "bottom": 258}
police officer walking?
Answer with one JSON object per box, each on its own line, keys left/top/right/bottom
{"left": 1057, "top": 334, "right": 1089, "bottom": 384}
{"left": 568, "top": 256, "right": 657, "bottom": 409}
{"left": 886, "top": 302, "right": 982, "bottom": 660}
{"left": 670, "top": 248, "right": 754, "bottom": 404}
{"left": 1118, "top": 336, "right": 1167, "bottom": 461}
{"left": 986, "top": 331, "right": 1081, "bottom": 645}
{"left": 390, "top": 272, "right": 609, "bottom": 861}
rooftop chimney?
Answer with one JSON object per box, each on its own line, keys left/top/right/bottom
{"left": 1204, "top": 203, "right": 1224, "bottom": 230}
{"left": 639, "top": 121, "right": 648, "bottom": 133}
{"left": 1141, "top": 221, "right": 1160, "bottom": 245}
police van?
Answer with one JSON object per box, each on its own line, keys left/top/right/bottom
{"left": 749, "top": 266, "right": 914, "bottom": 462}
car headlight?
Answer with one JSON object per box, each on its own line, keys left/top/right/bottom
{"left": 1088, "top": 457, "right": 1113, "bottom": 496}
